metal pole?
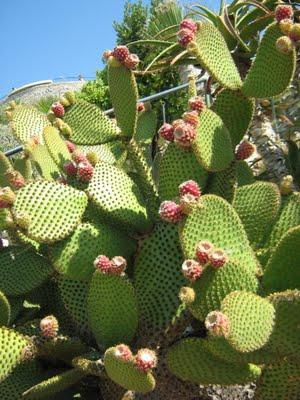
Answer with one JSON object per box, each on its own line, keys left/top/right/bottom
{"left": 4, "top": 145, "right": 24, "bottom": 157}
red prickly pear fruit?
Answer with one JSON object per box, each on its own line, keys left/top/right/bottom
{"left": 189, "top": 96, "right": 206, "bottom": 112}
{"left": 134, "top": 349, "right": 157, "bottom": 373}
{"left": 181, "top": 259, "right": 203, "bottom": 282}
{"left": 113, "top": 45, "right": 130, "bottom": 62}
{"left": 177, "top": 28, "right": 195, "bottom": 47}
{"left": 275, "top": 4, "right": 293, "bottom": 23}
{"left": 5, "top": 169, "right": 25, "bottom": 189}
{"left": 94, "top": 255, "right": 113, "bottom": 274}
{"left": 123, "top": 54, "right": 140, "bottom": 70}
{"left": 279, "top": 19, "right": 293, "bottom": 35}
{"left": 158, "top": 123, "right": 174, "bottom": 142}
{"left": 179, "top": 180, "right": 201, "bottom": 199}
{"left": 209, "top": 249, "right": 228, "bottom": 269}
{"left": 159, "top": 201, "right": 184, "bottom": 223}
{"left": 65, "top": 141, "right": 76, "bottom": 153}
{"left": 40, "top": 315, "right": 59, "bottom": 339}
{"left": 180, "top": 193, "right": 199, "bottom": 215}
{"left": 205, "top": 311, "right": 230, "bottom": 337}
{"left": 77, "top": 162, "right": 94, "bottom": 182}
{"left": 180, "top": 19, "right": 198, "bottom": 33}
{"left": 172, "top": 119, "right": 185, "bottom": 129}
{"left": 57, "top": 176, "right": 67, "bottom": 185}
{"left": 289, "top": 23, "right": 300, "bottom": 42}
{"left": 72, "top": 150, "right": 88, "bottom": 164}
{"left": 174, "top": 123, "right": 196, "bottom": 148}
{"left": 182, "top": 110, "right": 199, "bottom": 127}
{"left": 137, "top": 102, "right": 145, "bottom": 112}
{"left": 111, "top": 256, "right": 127, "bottom": 275}
{"left": 235, "top": 140, "right": 255, "bottom": 160}
{"left": 115, "top": 344, "right": 133, "bottom": 361}
{"left": 195, "top": 240, "right": 214, "bottom": 264}
{"left": 276, "top": 36, "right": 293, "bottom": 54}
{"left": 63, "top": 161, "right": 77, "bottom": 176}
{"left": 51, "top": 102, "right": 65, "bottom": 118}
{"left": 0, "top": 187, "right": 16, "bottom": 206}
{"left": 102, "top": 49, "right": 113, "bottom": 61}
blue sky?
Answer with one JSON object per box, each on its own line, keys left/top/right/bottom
{"left": 0, "top": 0, "right": 219, "bottom": 98}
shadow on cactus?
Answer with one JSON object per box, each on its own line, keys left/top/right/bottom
{"left": 0, "top": 6, "right": 299, "bottom": 400}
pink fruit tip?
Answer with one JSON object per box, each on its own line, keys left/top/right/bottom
{"left": 94, "top": 255, "right": 113, "bottom": 273}
{"left": 177, "top": 28, "right": 195, "bottom": 47}
{"left": 51, "top": 102, "right": 65, "bottom": 118}
{"left": 172, "top": 119, "right": 185, "bottom": 129}
{"left": 65, "top": 140, "right": 76, "bottom": 153}
{"left": 115, "top": 344, "right": 133, "bottom": 361}
{"left": 174, "top": 123, "right": 196, "bottom": 148}
{"left": 137, "top": 102, "right": 145, "bottom": 112}
{"left": 205, "top": 311, "right": 230, "bottom": 337}
{"left": 5, "top": 169, "right": 25, "bottom": 189}
{"left": 275, "top": 4, "right": 293, "bottom": 23}
{"left": 123, "top": 53, "right": 140, "bottom": 70}
{"left": 209, "top": 249, "right": 228, "bottom": 269}
{"left": 134, "top": 349, "right": 157, "bottom": 373}
{"left": 63, "top": 161, "right": 77, "bottom": 176}
{"left": 195, "top": 240, "right": 214, "bottom": 264}
{"left": 182, "top": 110, "right": 199, "bottom": 127}
{"left": 113, "top": 45, "right": 130, "bottom": 62}
{"left": 40, "top": 315, "right": 59, "bottom": 339}
{"left": 181, "top": 259, "right": 203, "bottom": 282}
{"left": 102, "top": 49, "right": 113, "bottom": 61}
{"left": 158, "top": 123, "right": 174, "bottom": 142}
{"left": 111, "top": 256, "right": 127, "bottom": 275}
{"left": 77, "top": 162, "right": 94, "bottom": 182}
{"left": 179, "top": 180, "right": 201, "bottom": 199}
{"left": 159, "top": 201, "right": 184, "bottom": 223}
{"left": 189, "top": 96, "right": 205, "bottom": 112}
{"left": 235, "top": 140, "right": 255, "bottom": 160}
{"left": 180, "top": 19, "right": 198, "bottom": 33}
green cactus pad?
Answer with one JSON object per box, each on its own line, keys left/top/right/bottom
{"left": 236, "top": 160, "right": 255, "bottom": 187}
{"left": 51, "top": 221, "right": 136, "bottom": 281}
{"left": 22, "top": 369, "right": 86, "bottom": 399}
{"left": 267, "top": 290, "right": 300, "bottom": 359}
{"left": 220, "top": 291, "right": 275, "bottom": 353}
{"left": 158, "top": 143, "right": 208, "bottom": 201}
{"left": 0, "top": 291, "right": 10, "bottom": 326}
{"left": 87, "top": 163, "right": 151, "bottom": 233}
{"left": 0, "top": 152, "right": 12, "bottom": 187}
{"left": 63, "top": 100, "right": 120, "bottom": 145}
{"left": 13, "top": 157, "right": 32, "bottom": 181}
{"left": 192, "top": 109, "right": 234, "bottom": 172}
{"left": 0, "top": 246, "right": 52, "bottom": 296}
{"left": 10, "top": 105, "right": 50, "bottom": 143}
{"left": 12, "top": 181, "right": 87, "bottom": 243}
{"left": 29, "top": 145, "right": 61, "bottom": 181}
{"left": 192, "top": 23, "right": 242, "bottom": 90}
{"left": 212, "top": 89, "right": 255, "bottom": 147}
{"left": 43, "top": 126, "right": 71, "bottom": 169}
{"left": 180, "top": 195, "right": 259, "bottom": 274}
{"left": 263, "top": 226, "right": 300, "bottom": 293}
{"left": 242, "top": 23, "right": 296, "bottom": 98}
{"left": 134, "top": 222, "right": 185, "bottom": 336}
{"left": 254, "top": 361, "right": 300, "bottom": 400}
{"left": 233, "top": 182, "right": 281, "bottom": 248}
{"left": 78, "top": 141, "right": 126, "bottom": 166}
{"left": 167, "top": 338, "right": 261, "bottom": 385}
{"left": 8, "top": 296, "right": 23, "bottom": 324}
{"left": 134, "top": 108, "right": 157, "bottom": 145}
{"left": 0, "top": 327, "right": 29, "bottom": 382}
{"left": 207, "top": 161, "right": 237, "bottom": 203}
{"left": 104, "top": 347, "right": 156, "bottom": 393}
{"left": 108, "top": 62, "right": 138, "bottom": 137}
{"left": 88, "top": 271, "right": 138, "bottom": 347}
{"left": 185, "top": 261, "right": 259, "bottom": 321}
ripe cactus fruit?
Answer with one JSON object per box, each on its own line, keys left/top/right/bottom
{"left": 65, "top": 140, "right": 76, "bottom": 153}
{"left": 174, "top": 123, "right": 196, "bottom": 147}
{"left": 182, "top": 110, "right": 199, "bottom": 127}
{"left": 115, "top": 344, "right": 133, "bottom": 361}
{"left": 102, "top": 49, "right": 113, "bottom": 61}
{"left": 51, "top": 102, "right": 65, "bottom": 117}
{"left": 111, "top": 256, "right": 127, "bottom": 275}
{"left": 180, "top": 19, "right": 198, "bottom": 33}
{"left": 276, "top": 36, "right": 293, "bottom": 54}
{"left": 113, "top": 46, "right": 130, "bottom": 62}
{"left": 289, "top": 23, "right": 300, "bottom": 42}
{"left": 77, "top": 162, "right": 94, "bottom": 182}
{"left": 274, "top": 4, "right": 294, "bottom": 23}
{"left": 159, "top": 201, "right": 183, "bottom": 223}
{"left": 177, "top": 28, "right": 195, "bottom": 47}
{"left": 279, "top": 18, "right": 293, "bottom": 35}
{"left": 188, "top": 96, "right": 205, "bottom": 112}
{"left": 0, "top": 187, "right": 16, "bottom": 206}
{"left": 195, "top": 240, "right": 214, "bottom": 264}
{"left": 124, "top": 54, "right": 140, "bottom": 70}
{"left": 209, "top": 249, "right": 228, "bottom": 269}
{"left": 180, "top": 193, "right": 199, "bottom": 215}
{"left": 39, "top": 315, "right": 59, "bottom": 339}
{"left": 181, "top": 259, "right": 203, "bottom": 282}
{"left": 63, "top": 161, "right": 77, "bottom": 176}
{"left": 5, "top": 170, "right": 25, "bottom": 189}
{"left": 134, "top": 349, "right": 157, "bottom": 373}
{"left": 137, "top": 102, "right": 145, "bottom": 112}
{"left": 179, "top": 180, "right": 201, "bottom": 199}
{"left": 205, "top": 311, "right": 230, "bottom": 337}
{"left": 94, "top": 255, "right": 113, "bottom": 274}
{"left": 72, "top": 149, "right": 88, "bottom": 164}
{"left": 235, "top": 140, "right": 255, "bottom": 160}
{"left": 158, "top": 123, "right": 174, "bottom": 141}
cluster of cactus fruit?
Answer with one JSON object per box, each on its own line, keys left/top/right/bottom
{"left": 0, "top": 6, "right": 300, "bottom": 400}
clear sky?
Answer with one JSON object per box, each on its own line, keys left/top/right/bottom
{"left": 0, "top": 0, "right": 219, "bottom": 98}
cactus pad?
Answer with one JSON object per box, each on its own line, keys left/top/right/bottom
{"left": 63, "top": 100, "right": 120, "bottom": 144}
{"left": 0, "top": 291, "right": 10, "bottom": 326}
{"left": 135, "top": 108, "right": 157, "bottom": 145}
{"left": 0, "top": 246, "right": 52, "bottom": 296}
{"left": 88, "top": 271, "right": 138, "bottom": 347}
{"left": 12, "top": 181, "right": 87, "bottom": 243}
{"left": 104, "top": 347, "right": 156, "bottom": 393}
{"left": 0, "top": 152, "right": 13, "bottom": 187}
{"left": 79, "top": 141, "right": 126, "bottom": 165}
{"left": 180, "top": 195, "right": 259, "bottom": 274}
{"left": 158, "top": 143, "right": 208, "bottom": 201}
{"left": 220, "top": 291, "right": 275, "bottom": 353}
{"left": 207, "top": 162, "right": 237, "bottom": 203}
{"left": 87, "top": 163, "right": 151, "bottom": 233}
{"left": 236, "top": 160, "right": 255, "bottom": 187}
{"left": 13, "top": 158, "right": 32, "bottom": 181}
{"left": 193, "top": 23, "right": 242, "bottom": 90}
{"left": 43, "top": 126, "right": 71, "bottom": 169}
{"left": 242, "top": 23, "right": 296, "bottom": 98}
{"left": 167, "top": 338, "right": 261, "bottom": 385}
{"left": 192, "top": 109, "right": 234, "bottom": 172}
{"left": 29, "top": 144, "right": 61, "bottom": 180}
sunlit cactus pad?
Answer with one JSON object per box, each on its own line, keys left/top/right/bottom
{"left": 43, "top": 126, "right": 71, "bottom": 169}
{"left": 29, "top": 144, "right": 61, "bottom": 180}
{"left": 12, "top": 181, "right": 87, "bottom": 243}
{"left": 78, "top": 141, "right": 126, "bottom": 166}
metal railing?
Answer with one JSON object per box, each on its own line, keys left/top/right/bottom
{"left": 3, "top": 77, "right": 208, "bottom": 157}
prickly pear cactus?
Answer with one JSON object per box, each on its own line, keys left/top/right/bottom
{"left": 0, "top": 9, "right": 299, "bottom": 400}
